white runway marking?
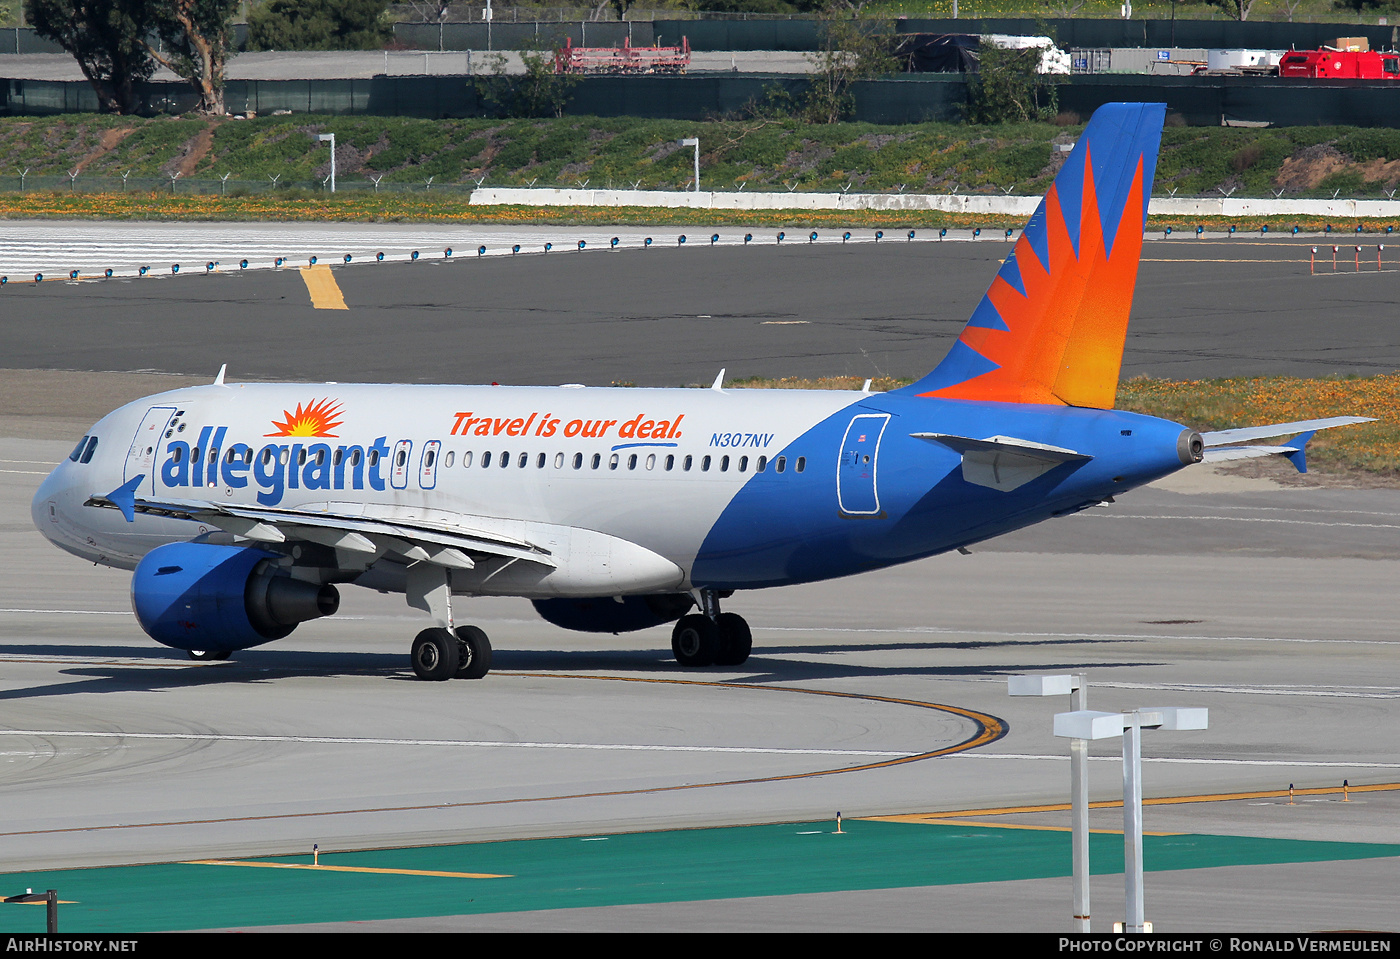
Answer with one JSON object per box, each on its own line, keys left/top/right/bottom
{"left": 0, "top": 608, "right": 132, "bottom": 615}
{"left": 0, "top": 729, "right": 910, "bottom": 758}
{"left": 963, "top": 753, "right": 1400, "bottom": 768}
{"left": 758, "top": 625, "right": 1399, "bottom": 647}
{"left": 1083, "top": 513, "right": 1400, "bottom": 530}
{"left": 0, "top": 223, "right": 876, "bottom": 279}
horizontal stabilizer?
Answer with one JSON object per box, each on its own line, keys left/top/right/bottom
{"left": 913, "top": 433, "right": 1090, "bottom": 492}
{"left": 1201, "top": 416, "right": 1373, "bottom": 447}
{"left": 1201, "top": 416, "right": 1373, "bottom": 474}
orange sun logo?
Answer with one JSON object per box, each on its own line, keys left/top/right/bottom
{"left": 265, "top": 398, "right": 344, "bottom": 438}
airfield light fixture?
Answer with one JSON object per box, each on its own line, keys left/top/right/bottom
{"left": 317, "top": 133, "right": 336, "bottom": 193}
{"left": 711, "top": 234, "right": 720, "bottom": 246}
{"left": 1053, "top": 704, "right": 1207, "bottom": 934}
{"left": 680, "top": 137, "right": 700, "bottom": 193}
{"left": 610, "top": 237, "right": 620, "bottom": 249}
{"left": 1009, "top": 673, "right": 1090, "bottom": 933}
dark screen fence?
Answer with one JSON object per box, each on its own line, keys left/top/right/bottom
{"left": 9, "top": 71, "right": 1400, "bottom": 127}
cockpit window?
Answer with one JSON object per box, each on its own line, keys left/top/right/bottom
{"left": 69, "top": 436, "right": 90, "bottom": 462}
{"left": 80, "top": 436, "right": 98, "bottom": 464}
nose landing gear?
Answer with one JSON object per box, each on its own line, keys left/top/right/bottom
{"left": 671, "top": 590, "right": 751, "bottom": 667}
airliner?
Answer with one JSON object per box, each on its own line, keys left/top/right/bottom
{"left": 31, "top": 103, "right": 1366, "bottom": 680}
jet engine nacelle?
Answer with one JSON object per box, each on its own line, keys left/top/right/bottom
{"left": 131, "top": 543, "right": 339, "bottom": 652}
{"left": 532, "top": 594, "right": 694, "bottom": 634}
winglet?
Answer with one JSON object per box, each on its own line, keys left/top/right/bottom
{"left": 213, "top": 363, "right": 227, "bottom": 387}
{"left": 106, "top": 475, "right": 144, "bottom": 523}
{"left": 711, "top": 369, "right": 726, "bottom": 392}
{"left": 1282, "top": 431, "right": 1316, "bottom": 474}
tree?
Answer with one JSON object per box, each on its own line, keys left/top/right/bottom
{"left": 25, "top": 0, "right": 154, "bottom": 114}
{"left": 1212, "top": 0, "right": 1260, "bottom": 19}
{"left": 147, "top": 0, "right": 239, "bottom": 114}
{"left": 802, "top": 16, "right": 897, "bottom": 124}
{"left": 964, "top": 40, "right": 1060, "bottom": 124}
{"left": 247, "top": 0, "right": 392, "bottom": 51}
{"left": 474, "top": 36, "right": 581, "bottom": 119}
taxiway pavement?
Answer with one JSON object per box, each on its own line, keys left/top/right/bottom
{"left": 0, "top": 229, "right": 1396, "bottom": 931}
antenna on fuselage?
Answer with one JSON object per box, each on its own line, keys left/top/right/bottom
{"left": 711, "top": 368, "right": 726, "bottom": 392}
{"left": 213, "top": 364, "right": 228, "bottom": 386}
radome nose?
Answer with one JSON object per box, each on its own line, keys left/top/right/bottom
{"left": 31, "top": 461, "right": 75, "bottom": 544}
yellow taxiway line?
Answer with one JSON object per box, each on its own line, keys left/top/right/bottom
{"left": 299, "top": 264, "right": 348, "bottom": 310}
{"left": 184, "top": 859, "right": 509, "bottom": 879}
{"left": 867, "top": 781, "right": 1400, "bottom": 827}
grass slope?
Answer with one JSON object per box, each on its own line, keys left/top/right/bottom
{"left": 7, "top": 114, "right": 1400, "bottom": 199}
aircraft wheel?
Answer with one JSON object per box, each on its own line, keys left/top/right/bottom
{"left": 187, "top": 650, "right": 229, "bottom": 661}
{"left": 411, "top": 628, "right": 459, "bottom": 681}
{"left": 672, "top": 614, "right": 720, "bottom": 667}
{"left": 454, "top": 625, "right": 493, "bottom": 679}
{"left": 715, "top": 612, "right": 752, "bottom": 667}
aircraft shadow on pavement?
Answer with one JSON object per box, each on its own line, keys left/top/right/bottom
{"left": 0, "top": 638, "right": 1153, "bottom": 700}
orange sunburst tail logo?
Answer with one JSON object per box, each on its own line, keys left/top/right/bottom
{"left": 900, "top": 102, "right": 1166, "bottom": 410}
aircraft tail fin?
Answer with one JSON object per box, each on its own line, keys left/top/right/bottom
{"left": 903, "top": 102, "right": 1166, "bottom": 409}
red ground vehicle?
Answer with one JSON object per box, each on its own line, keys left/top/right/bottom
{"left": 554, "top": 36, "right": 691, "bottom": 75}
{"left": 1278, "top": 48, "right": 1400, "bottom": 79}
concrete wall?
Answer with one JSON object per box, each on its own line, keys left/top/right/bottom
{"left": 471, "top": 187, "right": 1400, "bottom": 219}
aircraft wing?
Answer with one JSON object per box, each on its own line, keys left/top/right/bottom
{"left": 1200, "top": 416, "right": 1374, "bottom": 473}
{"left": 85, "top": 479, "right": 556, "bottom": 571}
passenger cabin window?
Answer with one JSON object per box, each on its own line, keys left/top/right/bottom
{"left": 482, "top": 451, "right": 492, "bottom": 468}
{"left": 444, "top": 451, "right": 454, "bottom": 468}
{"left": 796, "top": 456, "right": 806, "bottom": 472}
{"left": 461, "top": 451, "right": 472, "bottom": 468}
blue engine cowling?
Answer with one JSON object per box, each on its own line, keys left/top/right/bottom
{"left": 532, "top": 594, "right": 694, "bottom": 634}
{"left": 131, "top": 543, "right": 339, "bottom": 652}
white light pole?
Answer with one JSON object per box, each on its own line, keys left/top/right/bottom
{"left": 1010, "top": 674, "right": 1090, "bottom": 932}
{"left": 681, "top": 137, "right": 699, "bottom": 193}
{"left": 317, "top": 133, "right": 336, "bottom": 193}
{"left": 1054, "top": 705, "right": 1208, "bottom": 933}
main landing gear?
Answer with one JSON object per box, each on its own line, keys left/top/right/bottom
{"left": 671, "top": 590, "right": 751, "bottom": 668}
{"left": 410, "top": 626, "right": 493, "bottom": 682}
{"left": 405, "top": 563, "right": 493, "bottom": 682}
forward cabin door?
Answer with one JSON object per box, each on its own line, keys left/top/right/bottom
{"left": 837, "top": 413, "right": 890, "bottom": 517}
{"left": 125, "top": 406, "right": 177, "bottom": 495}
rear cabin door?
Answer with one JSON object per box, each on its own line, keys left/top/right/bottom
{"left": 837, "top": 413, "right": 890, "bottom": 517}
